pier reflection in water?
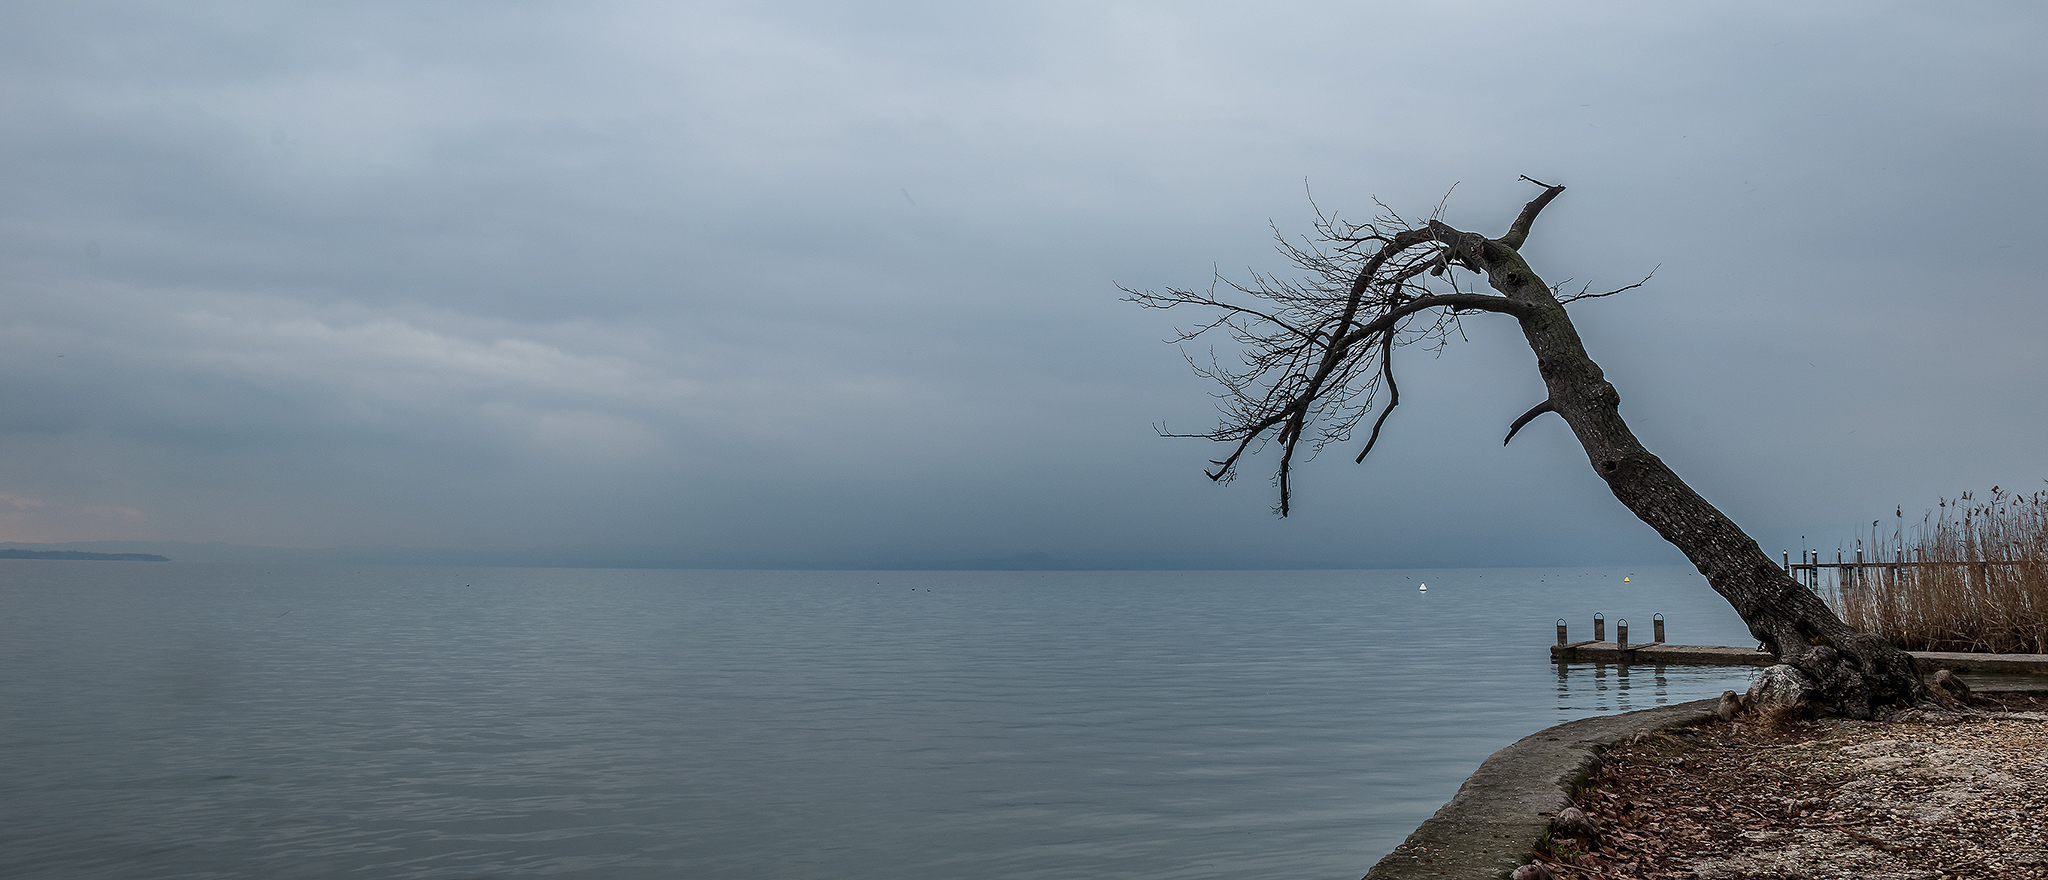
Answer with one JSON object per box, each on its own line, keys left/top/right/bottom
{"left": 1554, "top": 660, "right": 1753, "bottom": 719}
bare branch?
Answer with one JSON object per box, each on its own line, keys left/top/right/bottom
{"left": 1498, "top": 180, "right": 1568, "bottom": 250}
{"left": 1118, "top": 281, "right": 1327, "bottom": 345}
{"left": 1355, "top": 332, "right": 1399, "bottom": 463}
{"left": 1331, "top": 293, "right": 1528, "bottom": 347}
{"left": 1125, "top": 186, "right": 1550, "bottom": 516}
{"left": 1503, "top": 399, "right": 1556, "bottom": 446}
{"left": 1558, "top": 266, "right": 1658, "bottom": 303}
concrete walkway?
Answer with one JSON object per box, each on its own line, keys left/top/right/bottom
{"left": 1361, "top": 699, "right": 1718, "bottom": 880}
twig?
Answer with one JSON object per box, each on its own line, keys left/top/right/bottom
{"left": 1560, "top": 266, "right": 1657, "bottom": 303}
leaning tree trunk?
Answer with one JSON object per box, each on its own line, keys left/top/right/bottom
{"left": 1444, "top": 218, "right": 1925, "bottom": 718}
{"left": 1129, "top": 181, "right": 1929, "bottom": 717}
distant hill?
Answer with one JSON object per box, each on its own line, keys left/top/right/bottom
{"left": 0, "top": 549, "right": 170, "bottom": 562}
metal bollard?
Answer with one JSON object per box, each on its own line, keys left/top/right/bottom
{"left": 1593, "top": 613, "right": 1605, "bottom": 642}
{"left": 1617, "top": 619, "right": 1629, "bottom": 649}
{"left": 1653, "top": 613, "right": 1665, "bottom": 643}
{"left": 1557, "top": 618, "right": 1569, "bottom": 646}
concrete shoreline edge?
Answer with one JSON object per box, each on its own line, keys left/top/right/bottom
{"left": 1361, "top": 699, "right": 1719, "bottom": 880}
{"left": 1360, "top": 683, "right": 2048, "bottom": 879}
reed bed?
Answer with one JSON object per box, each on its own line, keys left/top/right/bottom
{"left": 1827, "top": 485, "right": 2048, "bottom": 654}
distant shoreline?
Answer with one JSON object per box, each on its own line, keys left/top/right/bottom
{"left": 0, "top": 549, "right": 170, "bottom": 562}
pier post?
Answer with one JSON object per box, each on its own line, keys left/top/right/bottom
{"left": 1556, "top": 619, "right": 1568, "bottom": 646}
{"left": 1652, "top": 613, "right": 1665, "bottom": 643}
{"left": 1593, "top": 613, "right": 1605, "bottom": 642}
{"left": 1617, "top": 619, "right": 1628, "bottom": 649}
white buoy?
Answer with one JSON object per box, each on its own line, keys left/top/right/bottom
{"left": 1419, "top": 583, "right": 1427, "bottom": 591}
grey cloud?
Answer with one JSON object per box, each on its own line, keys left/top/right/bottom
{"left": 1, "top": 1, "right": 2043, "bottom": 567}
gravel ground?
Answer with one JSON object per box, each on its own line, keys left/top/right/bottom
{"left": 1530, "top": 694, "right": 2048, "bottom": 880}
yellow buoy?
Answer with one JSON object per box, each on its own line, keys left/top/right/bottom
{"left": 1623, "top": 576, "right": 1631, "bottom": 583}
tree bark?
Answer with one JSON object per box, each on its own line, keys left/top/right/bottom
{"left": 1446, "top": 194, "right": 1925, "bottom": 717}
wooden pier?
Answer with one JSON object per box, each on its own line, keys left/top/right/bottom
{"left": 1551, "top": 641, "right": 2048, "bottom": 675}
{"left": 1550, "top": 642, "right": 1770, "bottom": 666}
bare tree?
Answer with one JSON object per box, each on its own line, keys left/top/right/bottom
{"left": 1124, "top": 179, "right": 1924, "bottom": 718}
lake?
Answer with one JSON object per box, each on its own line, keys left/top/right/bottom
{"left": 0, "top": 563, "right": 1761, "bottom": 879}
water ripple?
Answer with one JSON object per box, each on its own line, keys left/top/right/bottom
{"left": 0, "top": 564, "right": 1757, "bottom": 879}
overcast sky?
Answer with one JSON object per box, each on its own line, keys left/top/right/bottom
{"left": 2, "top": 1, "right": 2043, "bottom": 568}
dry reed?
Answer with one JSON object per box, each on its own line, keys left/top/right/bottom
{"left": 1826, "top": 485, "right": 2048, "bottom": 654}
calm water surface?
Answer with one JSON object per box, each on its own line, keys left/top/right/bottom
{"left": 0, "top": 563, "right": 1759, "bottom": 879}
